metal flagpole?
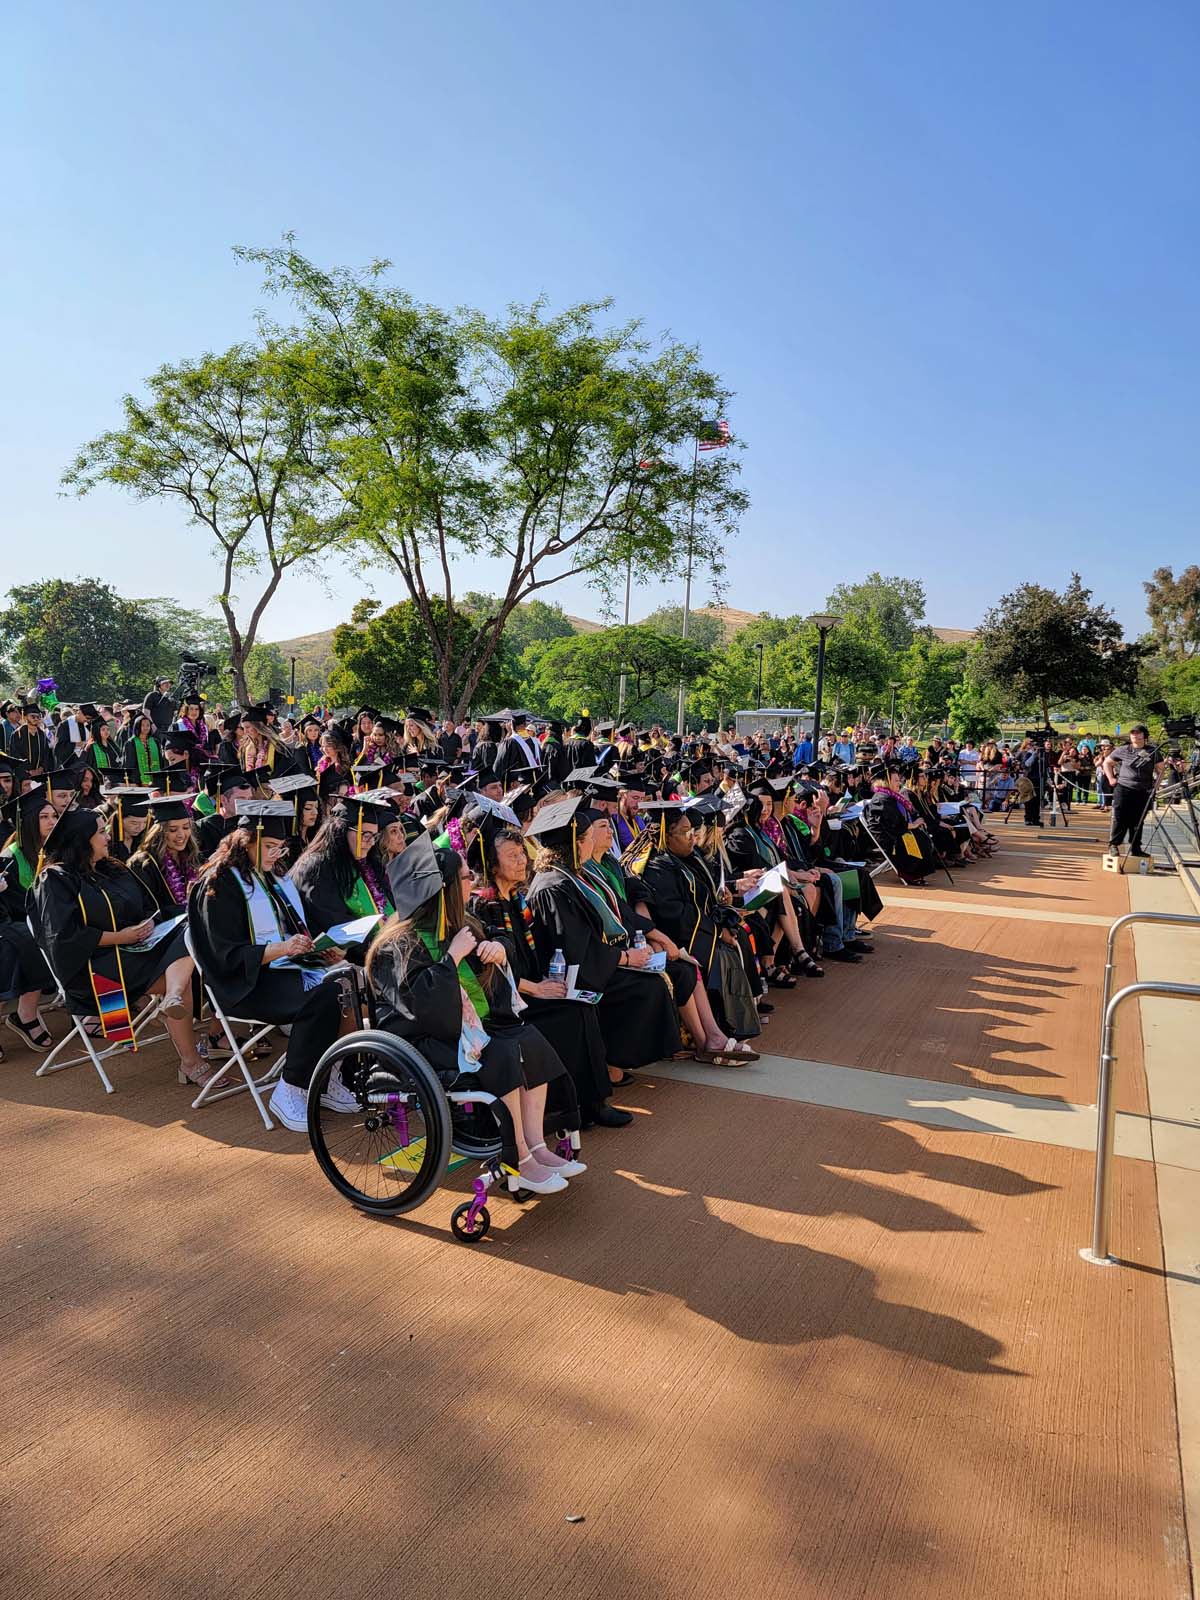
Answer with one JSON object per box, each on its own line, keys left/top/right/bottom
{"left": 676, "top": 436, "right": 699, "bottom": 736}
{"left": 617, "top": 554, "right": 632, "bottom": 720}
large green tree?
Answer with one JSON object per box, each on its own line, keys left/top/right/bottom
{"left": 638, "top": 604, "right": 726, "bottom": 651}
{"left": 825, "top": 572, "right": 927, "bottom": 653}
{"left": 240, "top": 242, "right": 747, "bottom": 720}
{"left": 893, "top": 636, "right": 971, "bottom": 730}
{"left": 1143, "top": 565, "right": 1200, "bottom": 661}
{"left": 0, "top": 578, "right": 163, "bottom": 699}
{"left": 63, "top": 340, "right": 350, "bottom": 704}
{"left": 329, "top": 598, "right": 518, "bottom": 715}
{"left": 525, "top": 625, "right": 711, "bottom": 723}
{"left": 974, "top": 574, "right": 1139, "bottom": 727}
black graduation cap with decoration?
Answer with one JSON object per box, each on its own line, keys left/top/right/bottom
{"left": 385, "top": 830, "right": 446, "bottom": 927}
{"left": 143, "top": 795, "right": 192, "bottom": 825}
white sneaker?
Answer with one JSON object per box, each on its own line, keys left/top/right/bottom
{"left": 320, "top": 1066, "right": 359, "bottom": 1114}
{"left": 268, "top": 1080, "right": 309, "bottom": 1132}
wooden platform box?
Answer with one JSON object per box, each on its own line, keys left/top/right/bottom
{"left": 1102, "top": 852, "right": 1155, "bottom": 875}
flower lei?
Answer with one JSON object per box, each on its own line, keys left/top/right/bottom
{"left": 161, "top": 850, "right": 198, "bottom": 908}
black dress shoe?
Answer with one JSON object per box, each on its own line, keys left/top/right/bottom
{"left": 847, "top": 940, "right": 875, "bottom": 955}
{"left": 826, "top": 948, "right": 862, "bottom": 963}
{"left": 609, "top": 1071, "right": 635, "bottom": 1088}
{"left": 590, "top": 1104, "right": 634, "bottom": 1128}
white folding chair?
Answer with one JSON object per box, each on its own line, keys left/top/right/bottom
{"left": 183, "top": 927, "right": 287, "bottom": 1131}
{"left": 31, "top": 917, "right": 170, "bottom": 1094}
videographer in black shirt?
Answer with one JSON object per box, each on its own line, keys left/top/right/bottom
{"left": 1102, "top": 724, "right": 1164, "bottom": 857}
{"left": 143, "top": 677, "right": 175, "bottom": 736}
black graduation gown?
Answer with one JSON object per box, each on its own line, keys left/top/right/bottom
{"left": 800, "top": 818, "right": 884, "bottom": 922}
{"left": 471, "top": 738, "right": 500, "bottom": 777}
{"left": 864, "top": 791, "right": 937, "bottom": 881}
{"left": 641, "top": 850, "right": 721, "bottom": 977}
{"left": 9, "top": 726, "right": 51, "bottom": 775}
{"left": 368, "top": 935, "right": 572, "bottom": 1112}
{"left": 32, "top": 862, "right": 186, "bottom": 1012}
{"left": 127, "top": 850, "right": 199, "bottom": 918}
{"left": 123, "top": 738, "right": 162, "bottom": 781}
{"left": 566, "top": 736, "right": 597, "bottom": 770}
{"left": 0, "top": 852, "right": 50, "bottom": 994}
{"left": 495, "top": 734, "right": 541, "bottom": 787}
{"left": 185, "top": 871, "right": 344, "bottom": 1088}
{"left": 526, "top": 866, "right": 681, "bottom": 1068}
{"left": 193, "top": 811, "right": 232, "bottom": 863}
{"left": 470, "top": 888, "right": 612, "bottom": 1112}
{"left": 540, "top": 738, "right": 571, "bottom": 787}
{"left": 289, "top": 854, "right": 391, "bottom": 956}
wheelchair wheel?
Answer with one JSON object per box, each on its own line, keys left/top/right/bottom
{"left": 307, "top": 1031, "right": 452, "bottom": 1215}
{"left": 450, "top": 1202, "right": 491, "bottom": 1243}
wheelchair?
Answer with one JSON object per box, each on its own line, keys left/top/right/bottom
{"left": 305, "top": 1030, "right": 581, "bottom": 1243}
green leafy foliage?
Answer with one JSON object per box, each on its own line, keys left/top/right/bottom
{"left": 329, "top": 598, "right": 518, "bottom": 714}
{"left": 1143, "top": 566, "right": 1200, "bottom": 661}
{"left": 0, "top": 579, "right": 163, "bottom": 699}
{"left": 893, "top": 637, "right": 971, "bottom": 730}
{"left": 974, "top": 574, "right": 1138, "bottom": 726}
{"left": 63, "top": 340, "right": 350, "bottom": 703}
{"left": 524, "top": 626, "right": 711, "bottom": 723}
{"left": 825, "top": 573, "right": 927, "bottom": 653}
{"left": 238, "top": 242, "right": 747, "bottom": 718}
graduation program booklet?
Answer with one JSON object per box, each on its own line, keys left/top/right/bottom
{"left": 310, "top": 913, "right": 382, "bottom": 953}
{"left": 125, "top": 914, "right": 186, "bottom": 953}
{"left": 564, "top": 964, "right": 601, "bottom": 1004}
{"left": 742, "top": 864, "right": 789, "bottom": 912}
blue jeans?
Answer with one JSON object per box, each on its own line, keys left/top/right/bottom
{"left": 817, "top": 871, "right": 858, "bottom": 952}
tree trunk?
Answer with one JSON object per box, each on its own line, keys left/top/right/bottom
{"left": 231, "top": 644, "right": 249, "bottom": 708}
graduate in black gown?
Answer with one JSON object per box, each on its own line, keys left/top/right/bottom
{"left": 31, "top": 807, "right": 206, "bottom": 1081}
{"left": 366, "top": 834, "right": 585, "bottom": 1194}
{"left": 864, "top": 763, "right": 938, "bottom": 883}
{"left": 193, "top": 768, "right": 255, "bottom": 862}
{"left": 127, "top": 795, "right": 202, "bottom": 916}
{"left": 0, "top": 789, "right": 56, "bottom": 1056}
{"left": 289, "top": 793, "right": 395, "bottom": 952}
{"left": 8, "top": 702, "right": 52, "bottom": 778}
{"left": 186, "top": 801, "right": 349, "bottom": 1129}
{"left": 466, "top": 818, "right": 629, "bottom": 1128}
{"left": 523, "top": 796, "right": 683, "bottom": 1070}
{"left": 639, "top": 801, "right": 763, "bottom": 1051}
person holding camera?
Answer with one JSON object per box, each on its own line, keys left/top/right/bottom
{"left": 1102, "top": 725, "right": 1164, "bottom": 857}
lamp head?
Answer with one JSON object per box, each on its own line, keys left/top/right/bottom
{"left": 808, "top": 613, "right": 841, "bottom": 632}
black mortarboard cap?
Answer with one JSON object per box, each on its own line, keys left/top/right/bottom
{"left": 386, "top": 830, "right": 444, "bottom": 920}
{"left": 148, "top": 768, "right": 194, "bottom": 794}
{"left": 233, "top": 800, "right": 294, "bottom": 839}
{"left": 143, "top": 795, "right": 191, "bottom": 824}
{"left": 523, "top": 794, "right": 584, "bottom": 842}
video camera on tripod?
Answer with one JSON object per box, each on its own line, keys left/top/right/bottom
{"left": 1147, "top": 700, "right": 1198, "bottom": 741}
{"left": 175, "top": 652, "right": 212, "bottom": 702}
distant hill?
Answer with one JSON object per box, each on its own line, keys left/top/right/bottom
{"left": 930, "top": 627, "right": 976, "bottom": 644}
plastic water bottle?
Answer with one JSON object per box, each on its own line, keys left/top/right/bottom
{"left": 632, "top": 930, "right": 647, "bottom": 950}
{"left": 549, "top": 948, "right": 567, "bottom": 984}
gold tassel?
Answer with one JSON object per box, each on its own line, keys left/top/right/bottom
{"left": 658, "top": 813, "right": 667, "bottom": 850}
{"left": 571, "top": 818, "right": 577, "bottom": 869}
{"left": 436, "top": 889, "right": 446, "bottom": 944}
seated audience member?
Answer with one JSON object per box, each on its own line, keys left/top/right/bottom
{"left": 467, "top": 819, "right": 630, "bottom": 1128}
{"left": 524, "top": 796, "right": 687, "bottom": 1071}
{"left": 187, "top": 801, "right": 348, "bottom": 1129}
{"left": 864, "top": 762, "right": 938, "bottom": 882}
{"left": 368, "top": 835, "right": 585, "bottom": 1194}
{"left": 290, "top": 794, "right": 396, "bottom": 949}
{"left": 32, "top": 807, "right": 205, "bottom": 1081}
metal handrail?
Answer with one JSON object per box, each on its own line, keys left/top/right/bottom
{"left": 1101, "top": 911, "right": 1200, "bottom": 1020}
{"left": 1081, "top": 980, "right": 1200, "bottom": 1265}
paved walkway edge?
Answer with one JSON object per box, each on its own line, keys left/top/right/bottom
{"left": 1129, "top": 872, "right": 1200, "bottom": 1588}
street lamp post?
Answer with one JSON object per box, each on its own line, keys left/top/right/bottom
{"left": 755, "top": 643, "right": 765, "bottom": 711}
{"left": 807, "top": 613, "right": 840, "bottom": 755}
{"left": 888, "top": 679, "right": 902, "bottom": 739}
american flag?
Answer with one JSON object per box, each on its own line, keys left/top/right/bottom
{"left": 698, "top": 419, "right": 731, "bottom": 451}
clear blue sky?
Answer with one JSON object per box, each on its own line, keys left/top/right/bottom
{"left": 5, "top": 0, "right": 1197, "bottom": 640}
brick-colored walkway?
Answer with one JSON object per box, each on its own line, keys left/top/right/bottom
{"left": 0, "top": 834, "right": 1191, "bottom": 1599}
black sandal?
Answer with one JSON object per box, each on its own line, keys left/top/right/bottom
{"left": 5, "top": 1013, "right": 53, "bottom": 1053}
{"left": 790, "top": 950, "right": 825, "bottom": 979}
{"left": 766, "top": 966, "right": 797, "bottom": 989}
